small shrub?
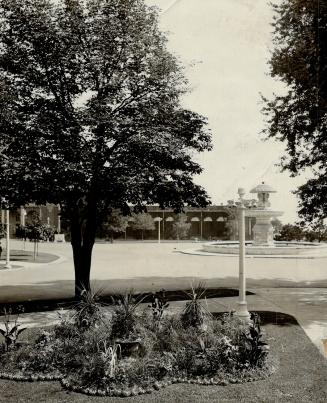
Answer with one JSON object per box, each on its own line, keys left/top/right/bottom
{"left": 148, "top": 290, "right": 169, "bottom": 328}
{"left": 72, "top": 288, "right": 105, "bottom": 329}
{"left": 111, "top": 291, "right": 145, "bottom": 339}
{"left": 0, "top": 307, "right": 26, "bottom": 351}
{"left": 237, "top": 313, "right": 269, "bottom": 368}
{"left": 181, "top": 282, "right": 212, "bottom": 329}
{"left": 79, "top": 352, "right": 108, "bottom": 387}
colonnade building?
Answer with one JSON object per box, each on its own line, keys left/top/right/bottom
{"left": 1, "top": 203, "right": 256, "bottom": 241}
{"left": 135, "top": 205, "right": 255, "bottom": 241}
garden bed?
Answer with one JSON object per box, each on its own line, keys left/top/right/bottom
{"left": 0, "top": 311, "right": 326, "bottom": 402}
{"left": 0, "top": 288, "right": 271, "bottom": 398}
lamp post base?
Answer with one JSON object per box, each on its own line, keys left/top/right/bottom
{"left": 3, "top": 263, "right": 12, "bottom": 270}
{"left": 235, "top": 301, "right": 251, "bottom": 321}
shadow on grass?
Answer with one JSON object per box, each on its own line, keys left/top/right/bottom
{"left": 0, "top": 249, "right": 58, "bottom": 263}
{"left": 0, "top": 286, "right": 255, "bottom": 315}
{"left": 212, "top": 310, "right": 299, "bottom": 326}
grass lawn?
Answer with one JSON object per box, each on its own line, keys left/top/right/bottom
{"left": 0, "top": 312, "right": 326, "bottom": 402}
{"left": 0, "top": 249, "right": 58, "bottom": 265}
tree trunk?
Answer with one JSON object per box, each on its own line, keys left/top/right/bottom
{"left": 72, "top": 242, "right": 93, "bottom": 297}
{"left": 70, "top": 202, "right": 97, "bottom": 299}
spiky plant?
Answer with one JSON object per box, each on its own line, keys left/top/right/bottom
{"left": 111, "top": 290, "right": 145, "bottom": 339}
{"left": 72, "top": 288, "right": 105, "bottom": 329}
{"left": 181, "top": 282, "right": 212, "bottom": 328}
{"left": 0, "top": 307, "right": 26, "bottom": 351}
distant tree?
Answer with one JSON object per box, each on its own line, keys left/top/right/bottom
{"left": 40, "top": 225, "right": 55, "bottom": 242}
{"left": 103, "top": 211, "right": 129, "bottom": 242}
{"left": 271, "top": 218, "right": 283, "bottom": 239}
{"left": 131, "top": 213, "right": 155, "bottom": 240}
{"left": 0, "top": 0, "right": 212, "bottom": 297}
{"left": 171, "top": 213, "right": 191, "bottom": 240}
{"left": 275, "top": 224, "right": 304, "bottom": 242}
{"left": 263, "top": 0, "right": 327, "bottom": 224}
{"left": 15, "top": 225, "right": 28, "bottom": 241}
{"left": 303, "top": 221, "right": 327, "bottom": 243}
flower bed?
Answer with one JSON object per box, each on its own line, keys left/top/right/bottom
{"left": 0, "top": 288, "right": 274, "bottom": 397}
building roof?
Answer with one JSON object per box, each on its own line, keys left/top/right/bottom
{"left": 250, "top": 182, "right": 276, "bottom": 194}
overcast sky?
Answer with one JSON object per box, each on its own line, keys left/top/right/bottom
{"left": 145, "top": 0, "right": 308, "bottom": 223}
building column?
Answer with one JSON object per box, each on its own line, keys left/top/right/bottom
{"left": 57, "top": 205, "right": 61, "bottom": 233}
{"left": 20, "top": 207, "right": 26, "bottom": 227}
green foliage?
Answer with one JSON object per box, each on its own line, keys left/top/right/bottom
{"left": 0, "top": 0, "right": 212, "bottom": 294}
{"left": 238, "top": 313, "right": 269, "bottom": 369}
{"left": 71, "top": 288, "right": 105, "bottom": 329}
{"left": 271, "top": 218, "right": 283, "bottom": 238}
{"left": 181, "top": 282, "right": 212, "bottom": 328}
{"left": 263, "top": 0, "right": 327, "bottom": 223}
{"left": 0, "top": 298, "right": 270, "bottom": 392}
{"left": 111, "top": 291, "right": 145, "bottom": 339}
{"left": 0, "top": 308, "right": 26, "bottom": 351}
{"left": 148, "top": 290, "right": 169, "bottom": 327}
{"left": 15, "top": 225, "right": 28, "bottom": 240}
{"left": 171, "top": 213, "right": 191, "bottom": 240}
{"left": 17, "top": 211, "right": 55, "bottom": 241}
{"left": 275, "top": 223, "right": 304, "bottom": 241}
{"left": 302, "top": 220, "right": 327, "bottom": 242}
{"left": 102, "top": 211, "right": 129, "bottom": 241}
{"left": 130, "top": 213, "right": 155, "bottom": 240}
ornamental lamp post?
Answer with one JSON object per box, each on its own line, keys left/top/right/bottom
{"left": 235, "top": 188, "right": 250, "bottom": 321}
{"left": 4, "top": 208, "right": 12, "bottom": 269}
{"left": 153, "top": 217, "right": 162, "bottom": 244}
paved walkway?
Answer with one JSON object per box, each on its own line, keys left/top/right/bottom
{"left": 0, "top": 240, "right": 326, "bottom": 356}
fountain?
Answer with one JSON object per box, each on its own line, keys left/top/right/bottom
{"left": 203, "top": 182, "right": 327, "bottom": 257}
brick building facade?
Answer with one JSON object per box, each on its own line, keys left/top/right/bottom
{"left": 1, "top": 203, "right": 255, "bottom": 241}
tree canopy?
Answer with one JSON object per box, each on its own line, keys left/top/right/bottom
{"left": 171, "top": 213, "right": 190, "bottom": 240}
{"left": 263, "top": 0, "right": 327, "bottom": 222}
{"left": 0, "top": 0, "right": 211, "bottom": 294}
{"left": 130, "top": 212, "right": 155, "bottom": 239}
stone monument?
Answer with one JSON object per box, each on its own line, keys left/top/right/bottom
{"left": 246, "top": 182, "right": 283, "bottom": 246}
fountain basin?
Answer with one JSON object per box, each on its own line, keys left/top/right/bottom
{"left": 203, "top": 241, "right": 327, "bottom": 256}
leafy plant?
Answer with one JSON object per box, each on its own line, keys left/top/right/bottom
{"left": 130, "top": 213, "right": 155, "bottom": 240}
{"left": 181, "top": 282, "right": 212, "bottom": 328}
{"left": 101, "top": 341, "right": 121, "bottom": 378}
{"left": 237, "top": 313, "right": 269, "bottom": 368}
{"left": 148, "top": 290, "right": 169, "bottom": 327}
{"left": 171, "top": 213, "right": 191, "bottom": 240}
{"left": 72, "top": 288, "right": 105, "bottom": 329}
{"left": 0, "top": 307, "right": 26, "bottom": 351}
{"left": 111, "top": 290, "right": 145, "bottom": 339}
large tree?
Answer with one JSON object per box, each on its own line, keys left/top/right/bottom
{"left": 103, "top": 210, "right": 129, "bottom": 242}
{"left": 263, "top": 0, "right": 327, "bottom": 223}
{"left": 0, "top": 0, "right": 212, "bottom": 296}
{"left": 130, "top": 212, "right": 155, "bottom": 240}
{"left": 171, "top": 213, "right": 190, "bottom": 240}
